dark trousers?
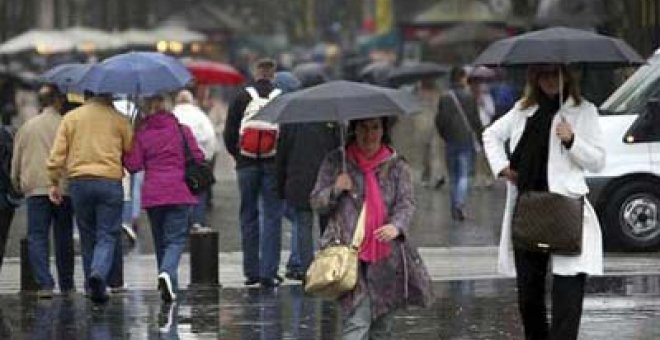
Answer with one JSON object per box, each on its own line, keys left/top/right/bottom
{"left": 514, "top": 248, "right": 586, "bottom": 340}
{"left": 0, "top": 208, "right": 14, "bottom": 270}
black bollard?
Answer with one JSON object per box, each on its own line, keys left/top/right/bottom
{"left": 188, "top": 230, "right": 219, "bottom": 288}
{"left": 20, "top": 238, "right": 39, "bottom": 292}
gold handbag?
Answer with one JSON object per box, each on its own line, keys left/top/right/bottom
{"left": 304, "top": 204, "right": 366, "bottom": 299}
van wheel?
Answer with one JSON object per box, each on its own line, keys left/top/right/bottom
{"left": 603, "top": 181, "right": 660, "bottom": 250}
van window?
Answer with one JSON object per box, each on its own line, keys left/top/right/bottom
{"left": 601, "top": 55, "right": 660, "bottom": 115}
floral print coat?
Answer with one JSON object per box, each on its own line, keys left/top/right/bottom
{"left": 310, "top": 148, "right": 434, "bottom": 320}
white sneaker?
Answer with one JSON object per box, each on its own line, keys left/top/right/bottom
{"left": 122, "top": 223, "right": 137, "bottom": 243}
{"left": 158, "top": 272, "right": 176, "bottom": 302}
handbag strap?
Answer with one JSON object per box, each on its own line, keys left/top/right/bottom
{"left": 175, "top": 124, "right": 193, "bottom": 163}
{"left": 448, "top": 90, "right": 481, "bottom": 149}
{"left": 351, "top": 203, "right": 366, "bottom": 249}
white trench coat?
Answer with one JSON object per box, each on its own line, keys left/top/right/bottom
{"left": 482, "top": 97, "right": 606, "bottom": 277}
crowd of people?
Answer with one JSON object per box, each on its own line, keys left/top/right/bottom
{"left": 0, "top": 52, "right": 606, "bottom": 340}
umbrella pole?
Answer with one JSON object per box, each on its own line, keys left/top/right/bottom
{"left": 340, "top": 121, "right": 347, "bottom": 172}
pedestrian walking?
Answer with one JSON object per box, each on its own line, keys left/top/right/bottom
{"left": 11, "top": 85, "right": 75, "bottom": 298}
{"left": 435, "top": 66, "right": 482, "bottom": 220}
{"left": 0, "top": 110, "right": 20, "bottom": 271}
{"left": 310, "top": 117, "right": 433, "bottom": 339}
{"left": 223, "top": 58, "right": 284, "bottom": 288}
{"left": 275, "top": 71, "right": 341, "bottom": 281}
{"left": 482, "top": 64, "right": 605, "bottom": 340}
{"left": 173, "top": 89, "right": 218, "bottom": 230}
{"left": 47, "top": 93, "right": 133, "bottom": 303}
{"left": 123, "top": 94, "right": 204, "bottom": 302}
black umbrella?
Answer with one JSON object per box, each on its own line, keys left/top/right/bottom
{"left": 359, "top": 61, "right": 395, "bottom": 86}
{"left": 473, "top": 27, "right": 644, "bottom": 67}
{"left": 252, "top": 80, "right": 421, "bottom": 169}
{"left": 387, "top": 62, "right": 450, "bottom": 86}
{"left": 292, "top": 62, "right": 329, "bottom": 87}
{"left": 253, "top": 80, "right": 420, "bottom": 124}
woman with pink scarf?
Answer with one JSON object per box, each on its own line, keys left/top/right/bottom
{"left": 311, "top": 117, "right": 434, "bottom": 339}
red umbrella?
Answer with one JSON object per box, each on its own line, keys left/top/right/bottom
{"left": 184, "top": 60, "right": 245, "bottom": 85}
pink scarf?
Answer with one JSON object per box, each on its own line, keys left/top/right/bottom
{"left": 346, "top": 143, "right": 393, "bottom": 263}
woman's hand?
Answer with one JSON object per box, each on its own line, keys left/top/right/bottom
{"left": 375, "top": 224, "right": 400, "bottom": 242}
{"left": 333, "top": 172, "right": 353, "bottom": 194}
{"left": 499, "top": 167, "right": 518, "bottom": 184}
{"left": 556, "top": 117, "right": 574, "bottom": 143}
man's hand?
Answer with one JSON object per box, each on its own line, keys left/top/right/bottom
{"left": 374, "top": 224, "right": 400, "bottom": 242}
{"left": 48, "top": 186, "right": 62, "bottom": 205}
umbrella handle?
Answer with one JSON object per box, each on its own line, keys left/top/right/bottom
{"left": 340, "top": 121, "right": 347, "bottom": 172}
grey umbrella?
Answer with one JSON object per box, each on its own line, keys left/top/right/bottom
{"left": 473, "top": 26, "right": 644, "bottom": 67}
{"left": 359, "top": 61, "right": 395, "bottom": 86}
{"left": 252, "top": 80, "right": 420, "bottom": 124}
{"left": 292, "top": 62, "right": 329, "bottom": 88}
{"left": 387, "top": 61, "right": 450, "bottom": 86}
{"left": 252, "top": 80, "right": 421, "bottom": 170}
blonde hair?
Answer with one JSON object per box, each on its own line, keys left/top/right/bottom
{"left": 520, "top": 64, "right": 582, "bottom": 110}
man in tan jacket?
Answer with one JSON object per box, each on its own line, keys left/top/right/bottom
{"left": 47, "top": 92, "right": 132, "bottom": 303}
{"left": 12, "top": 85, "right": 74, "bottom": 298}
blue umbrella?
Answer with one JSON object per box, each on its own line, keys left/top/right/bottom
{"left": 39, "top": 63, "right": 91, "bottom": 92}
{"left": 77, "top": 51, "right": 192, "bottom": 96}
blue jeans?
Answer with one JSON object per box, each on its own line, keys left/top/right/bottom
{"left": 26, "top": 195, "right": 74, "bottom": 291}
{"left": 445, "top": 143, "right": 475, "bottom": 209}
{"left": 190, "top": 189, "right": 209, "bottom": 226}
{"left": 107, "top": 237, "right": 123, "bottom": 288}
{"left": 286, "top": 207, "right": 314, "bottom": 275}
{"left": 237, "top": 164, "right": 283, "bottom": 280}
{"left": 69, "top": 179, "right": 123, "bottom": 292}
{"left": 147, "top": 204, "right": 191, "bottom": 292}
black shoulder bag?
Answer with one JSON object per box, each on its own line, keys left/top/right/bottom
{"left": 176, "top": 124, "right": 215, "bottom": 195}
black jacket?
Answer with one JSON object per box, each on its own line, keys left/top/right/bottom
{"left": 276, "top": 122, "right": 341, "bottom": 208}
{"left": 223, "top": 79, "right": 276, "bottom": 169}
{"left": 435, "top": 86, "right": 482, "bottom": 145}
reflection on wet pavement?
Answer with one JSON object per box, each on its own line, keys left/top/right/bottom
{"left": 1, "top": 276, "right": 659, "bottom": 339}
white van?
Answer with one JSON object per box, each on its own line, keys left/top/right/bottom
{"left": 588, "top": 51, "right": 660, "bottom": 251}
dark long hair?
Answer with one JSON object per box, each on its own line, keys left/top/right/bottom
{"left": 520, "top": 64, "right": 582, "bottom": 110}
{"left": 346, "top": 117, "right": 392, "bottom": 145}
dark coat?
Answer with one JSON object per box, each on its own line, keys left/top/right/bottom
{"left": 435, "top": 85, "right": 483, "bottom": 145}
{"left": 276, "top": 122, "right": 341, "bottom": 208}
{"left": 310, "top": 148, "right": 434, "bottom": 320}
{"left": 222, "top": 79, "right": 276, "bottom": 169}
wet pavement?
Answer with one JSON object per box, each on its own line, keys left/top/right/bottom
{"left": 2, "top": 153, "right": 660, "bottom": 338}
{"left": 0, "top": 276, "right": 659, "bottom": 339}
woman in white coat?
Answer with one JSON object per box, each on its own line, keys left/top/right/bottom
{"left": 482, "top": 64, "right": 605, "bottom": 340}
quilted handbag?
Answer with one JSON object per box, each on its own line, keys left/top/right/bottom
{"left": 304, "top": 204, "right": 366, "bottom": 299}
{"left": 512, "top": 191, "right": 584, "bottom": 255}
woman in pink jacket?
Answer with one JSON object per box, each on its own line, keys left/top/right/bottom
{"left": 123, "top": 95, "right": 204, "bottom": 302}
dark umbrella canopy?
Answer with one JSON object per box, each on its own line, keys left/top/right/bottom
{"left": 359, "top": 61, "right": 395, "bottom": 86}
{"left": 39, "top": 63, "right": 91, "bottom": 92}
{"left": 473, "top": 27, "right": 644, "bottom": 67}
{"left": 387, "top": 62, "right": 450, "bottom": 86}
{"left": 252, "top": 80, "right": 421, "bottom": 124}
{"left": 292, "top": 62, "right": 329, "bottom": 87}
